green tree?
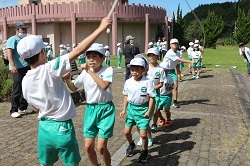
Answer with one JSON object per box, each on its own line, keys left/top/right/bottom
{"left": 184, "top": 20, "right": 203, "bottom": 42}
{"left": 173, "top": 4, "right": 185, "bottom": 45}
{"left": 235, "top": 8, "right": 250, "bottom": 44}
{"left": 204, "top": 11, "right": 224, "bottom": 48}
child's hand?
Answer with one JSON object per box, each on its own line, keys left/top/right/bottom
{"left": 144, "top": 111, "right": 150, "bottom": 118}
{"left": 119, "top": 110, "right": 126, "bottom": 118}
{"left": 62, "top": 72, "right": 71, "bottom": 80}
{"left": 81, "top": 63, "right": 89, "bottom": 71}
{"left": 99, "top": 17, "right": 112, "bottom": 30}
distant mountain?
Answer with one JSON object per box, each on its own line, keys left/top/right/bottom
{"left": 183, "top": 0, "right": 250, "bottom": 37}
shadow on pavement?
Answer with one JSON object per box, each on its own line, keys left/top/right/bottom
{"left": 178, "top": 99, "right": 216, "bottom": 106}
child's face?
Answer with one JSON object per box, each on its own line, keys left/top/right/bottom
{"left": 194, "top": 47, "right": 199, "bottom": 51}
{"left": 170, "top": 43, "right": 179, "bottom": 51}
{"left": 130, "top": 65, "right": 144, "bottom": 80}
{"left": 86, "top": 52, "right": 104, "bottom": 68}
{"left": 147, "top": 54, "right": 158, "bottom": 64}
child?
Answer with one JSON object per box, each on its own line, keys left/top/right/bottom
{"left": 120, "top": 58, "right": 155, "bottom": 163}
{"left": 78, "top": 53, "right": 86, "bottom": 65}
{"left": 64, "top": 43, "right": 115, "bottom": 166}
{"left": 145, "top": 48, "right": 165, "bottom": 132}
{"left": 187, "top": 42, "right": 194, "bottom": 74}
{"left": 16, "top": 17, "right": 111, "bottom": 166}
{"left": 104, "top": 45, "right": 111, "bottom": 67}
{"left": 46, "top": 45, "right": 53, "bottom": 61}
{"left": 158, "top": 61, "right": 174, "bottom": 126}
{"left": 191, "top": 44, "right": 202, "bottom": 79}
{"left": 117, "top": 43, "right": 123, "bottom": 68}
{"left": 176, "top": 46, "right": 186, "bottom": 82}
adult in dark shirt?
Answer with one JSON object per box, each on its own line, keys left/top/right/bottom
{"left": 123, "top": 35, "right": 140, "bottom": 80}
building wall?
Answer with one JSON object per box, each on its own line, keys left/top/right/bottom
{"left": 19, "top": 0, "right": 128, "bottom": 5}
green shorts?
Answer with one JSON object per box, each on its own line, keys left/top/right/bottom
{"left": 192, "top": 60, "right": 201, "bottom": 68}
{"left": 168, "top": 69, "right": 177, "bottom": 81}
{"left": 180, "top": 63, "right": 184, "bottom": 69}
{"left": 156, "top": 93, "right": 172, "bottom": 110}
{"left": 38, "top": 118, "right": 81, "bottom": 165}
{"left": 84, "top": 101, "right": 115, "bottom": 139}
{"left": 125, "top": 102, "right": 152, "bottom": 130}
{"left": 188, "top": 55, "right": 191, "bottom": 60}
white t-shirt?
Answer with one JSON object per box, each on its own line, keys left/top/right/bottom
{"left": 187, "top": 47, "right": 193, "bottom": 56}
{"left": 73, "top": 66, "right": 113, "bottom": 104}
{"left": 105, "top": 51, "right": 111, "bottom": 60}
{"left": 160, "top": 41, "right": 167, "bottom": 51}
{"left": 60, "top": 49, "right": 67, "bottom": 56}
{"left": 123, "top": 76, "right": 156, "bottom": 105}
{"left": 160, "top": 74, "right": 174, "bottom": 95}
{"left": 147, "top": 65, "right": 164, "bottom": 87}
{"left": 163, "top": 49, "right": 180, "bottom": 69}
{"left": 191, "top": 50, "right": 202, "bottom": 60}
{"left": 239, "top": 47, "right": 250, "bottom": 62}
{"left": 47, "top": 50, "right": 53, "bottom": 58}
{"left": 22, "top": 54, "right": 76, "bottom": 121}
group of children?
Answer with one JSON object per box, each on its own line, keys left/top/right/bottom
{"left": 15, "top": 15, "right": 203, "bottom": 165}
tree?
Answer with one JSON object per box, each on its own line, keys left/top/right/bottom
{"left": 204, "top": 11, "right": 224, "bottom": 48}
{"left": 184, "top": 20, "right": 203, "bottom": 42}
{"left": 173, "top": 4, "right": 185, "bottom": 45}
{"left": 235, "top": 8, "right": 250, "bottom": 44}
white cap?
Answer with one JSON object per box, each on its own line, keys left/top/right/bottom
{"left": 189, "top": 42, "right": 194, "bottom": 46}
{"left": 127, "top": 58, "right": 145, "bottom": 68}
{"left": 125, "top": 35, "right": 135, "bottom": 41}
{"left": 159, "top": 61, "right": 169, "bottom": 70}
{"left": 170, "top": 38, "right": 179, "bottom": 44}
{"left": 147, "top": 47, "right": 159, "bottom": 56}
{"left": 134, "top": 54, "right": 148, "bottom": 65}
{"left": 46, "top": 45, "right": 51, "bottom": 48}
{"left": 86, "top": 43, "right": 105, "bottom": 56}
{"left": 63, "top": 45, "right": 67, "bottom": 49}
{"left": 59, "top": 44, "right": 64, "bottom": 48}
{"left": 148, "top": 42, "right": 154, "bottom": 46}
{"left": 194, "top": 39, "right": 199, "bottom": 43}
{"left": 104, "top": 45, "right": 109, "bottom": 49}
{"left": 117, "top": 43, "right": 121, "bottom": 46}
{"left": 17, "top": 35, "right": 45, "bottom": 59}
{"left": 194, "top": 44, "right": 199, "bottom": 47}
{"left": 181, "top": 46, "right": 186, "bottom": 50}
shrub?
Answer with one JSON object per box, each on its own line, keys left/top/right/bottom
{"left": 0, "top": 60, "right": 13, "bottom": 102}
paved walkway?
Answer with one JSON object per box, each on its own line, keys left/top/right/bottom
{"left": 0, "top": 68, "right": 249, "bottom": 166}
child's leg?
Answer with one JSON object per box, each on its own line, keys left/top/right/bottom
{"left": 140, "top": 129, "right": 148, "bottom": 150}
{"left": 124, "top": 126, "right": 133, "bottom": 143}
{"left": 85, "top": 138, "right": 98, "bottom": 166}
{"left": 97, "top": 138, "right": 111, "bottom": 166}
{"left": 164, "top": 108, "right": 171, "bottom": 120}
{"left": 197, "top": 67, "right": 200, "bottom": 76}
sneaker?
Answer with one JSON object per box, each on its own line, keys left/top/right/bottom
{"left": 172, "top": 102, "right": 180, "bottom": 108}
{"left": 137, "top": 138, "right": 142, "bottom": 146}
{"left": 192, "top": 75, "right": 196, "bottom": 79}
{"left": 126, "top": 141, "right": 135, "bottom": 157}
{"left": 137, "top": 150, "right": 149, "bottom": 163}
{"left": 148, "top": 137, "right": 153, "bottom": 147}
{"left": 189, "top": 72, "right": 192, "bottom": 75}
{"left": 11, "top": 112, "right": 21, "bottom": 118}
{"left": 151, "top": 124, "right": 157, "bottom": 133}
{"left": 196, "top": 75, "right": 200, "bottom": 79}
{"left": 18, "top": 109, "right": 33, "bottom": 115}
{"left": 181, "top": 74, "right": 184, "bottom": 77}
{"left": 117, "top": 67, "right": 121, "bottom": 69}
{"left": 158, "top": 119, "right": 165, "bottom": 126}
{"left": 164, "top": 119, "right": 172, "bottom": 127}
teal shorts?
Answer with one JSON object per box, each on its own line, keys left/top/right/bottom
{"left": 180, "top": 63, "right": 184, "bottom": 69}
{"left": 156, "top": 93, "right": 172, "bottom": 110}
{"left": 125, "top": 102, "right": 153, "bottom": 130}
{"left": 84, "top": 101, "right": 115, "bottom": 139}
{"left": 188, "top": 55, "right": 191, "bottom": 60}
{"left": 192, "top": 61, "right": 201, "bottom": 68}
{"left": 38, "top": 118, "right": 81, "bottom": 165}
{"left": 168, "top": 69, "right": 178, "bottom": 81}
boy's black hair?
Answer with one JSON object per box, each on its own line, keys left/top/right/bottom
{"left": 24, "top": 52, "right": 40, "bottom": 65}
{"left": 130, "top": 65, "right": 145, "bottom": 70}
{"left": 86, "top": 51, "right": 104, "bottom": 58}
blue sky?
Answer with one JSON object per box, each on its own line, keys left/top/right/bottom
{"left": 0, "top": 0, "right": 234, "bottom": 17}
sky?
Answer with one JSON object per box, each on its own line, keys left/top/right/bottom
{"left": 0, "top": 0, "right": 234, "bottom": 17}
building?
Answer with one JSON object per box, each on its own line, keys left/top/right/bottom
{"left": 0, "top": 0, "right": 173, "bottom": 55}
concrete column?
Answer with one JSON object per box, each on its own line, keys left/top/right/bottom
{"left": 3, "top": 17, "right": 8, "bottom": 41}
{"left": 170, "top": 19, "right": 173, "bottom": 39}
{"left": 144, "top": 13, "right": 149, "bottom": 54}
{"left": 164, "top": 16, "right": 169, "bottom": 49}
{"left": 112, "top": 12, "right": 117, "bottom": 55}
{"left": 71, "top": 12, "right": 76, "bottom": 46}
{"left": 31, "top": 14, "right": 37, "bottom": 35}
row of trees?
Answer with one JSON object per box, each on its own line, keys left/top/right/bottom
{"left": 172, "top": 0, "right": 250, "bottom": 48}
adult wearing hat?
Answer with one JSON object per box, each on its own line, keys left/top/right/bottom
{"left": 239, "top": 43, "right": 250, "bottom": 77}
{"left": 123, "top": 35, "right": 140, "bottom": 80}
{"left": 6, "top": 22, "right": 33, "bottom": 118}
{"left": 163, "top": 38, "right": 194, "bottom": 108}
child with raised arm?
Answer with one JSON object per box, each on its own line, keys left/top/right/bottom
{"left": 120, "top": 58, "right": 156, "bottom": 163}
{"left": 16, "top": 17, "right": 111, "bottom": 166}
{"left": 63, "top": 43, "right": 115, "bottom": 166}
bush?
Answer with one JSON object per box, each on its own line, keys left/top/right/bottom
{"left": 0, "top": 60, "right": 13, "bottom": 102}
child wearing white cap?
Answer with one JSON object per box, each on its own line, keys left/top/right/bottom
{"left": 59, "top": 44, "right": 67, "bottom": 56}
{"left": 191, "top": 44, "right": 202, "bottom": 79}
{"left": 104, "top": 45, "right": 111, "bottom": 66}
{"left": 120, "top": 58, "right": 156, "bottom": 163}
{"left": 176, "top": 46, "right": 186, "bottom": 81}
{"left": 64, "top": 42, "right": 115, "bottom": 166}
{"left": 46, "top": 45, "right": 53, "bottom": 61}
{"left": 16, "top": 17, "right": 111, "bottom": 166}
{"left": 163, "top": 38, "right": 194, "bottom": 108}
{"left": 117, "top": 43, "right": 123, "bottom": 68}
{"left": 187, "top": 42, "right": 194, "bottom": 74}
